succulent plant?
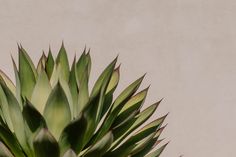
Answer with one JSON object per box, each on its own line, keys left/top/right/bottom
{"left": 0, "top": 43, "right": 168, "bottom": 157}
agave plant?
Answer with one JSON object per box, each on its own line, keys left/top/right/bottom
{"left": 0, "top": 43, "right": 168, "bottom": 157}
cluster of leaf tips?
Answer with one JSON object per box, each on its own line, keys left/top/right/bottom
{"left": 0, "top": 43, "right": 168, "bottom": 157}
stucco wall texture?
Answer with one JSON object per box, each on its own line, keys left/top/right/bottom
{"left": 0, "top": 0, "right": 236, "bottom": 156}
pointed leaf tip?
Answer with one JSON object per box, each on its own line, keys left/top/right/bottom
{"left": 86, "top": 48, "right": 91, "bottom": 55}
{"left": 56, "top": 43, "right": 70, "bottom": 81}
{"left": 18, "top": 45, "right": 37, "bottom": 98}
{"left": 154, "top": 99, "right": 163, "bottom": 109}
{"left": 145, "top": 142, "right": 168, "bottom": 157}
{"left": 61, "top": 41, "right": 65, "bottom": 47}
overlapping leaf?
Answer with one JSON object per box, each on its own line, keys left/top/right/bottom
{"left": 0, "top": 44, "right": 168, "bottom": 157}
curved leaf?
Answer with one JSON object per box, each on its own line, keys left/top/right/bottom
{"left": 101, "top": 66, "right": 120, "bottom": 117}
{"left": 128, "top": 133, "right": 156, "bottom": 155}
{"left": 0, "top": 85, "right": 14, "bottom": 131}
{"left": 50, "top": 64, "right": 61, "bottom": 87}
{"left": 18, "top": 46, "right": 36, "bottom": 98}
{"left": 60, "top": 78, "right": 74, "bottom": 117}
{"left": 0, "top": 82, "right": 30, "bottom": 155}
{"left": 11, "top": 57, "right": 22, "bottom": 106}
{"left": 106, "top": 132, "right": 155, "bottom": 157}
{"left": 22, "top": 99, "right": 47, "bottom": 133}
{"left": 144, "top": 142, "right": 168, "bottom": 157}
{"left": 76, "top": 48, "right": 89, "bottom": 83}
{"left": 69, "top": 57, "right": 78, "bottom": 117}
{"left": 111, "top": 115, "right": 167, "bottom": 156}
{"left": 0, "top": 70, "right": 16, "bottom": 95}
{"left": 90, "top": 57, "right": 117, "bottom": 98}
{"left": 56, "top": 43, "right": 69, "bottom": 82}
{"left": 43, "top": 82, "right": 71, "bottom": 140}
{"left": 132, "top": 114, "right": 167, "bottom": 142}
{"left": 0, "top": 125, "right": 25, "bottom": 157}
{"left": 75, "top": 51, "right": 90, "bottom": 115}
{"left": 45, "top": 48, "right": 54, "bottom": 79}
{"left": 93, "top": 58, "right": 117, "bottom": 123}
{"left": 112, "top": 87, "right": 149, "bottom": 129}
{"left": 111, "top": 100, "right": 162, "bottom": 148}
{"left": 22, "top": 99, "right": 47, "bottom": 151}
{"left": 81, "top": 58, "right": 117, "bottom": 148}
{"left": 133, "top": 127, "right": 166, "bottom": 157}
{"left": 33, "top": 128, "right": 60, "bottom": 157}
{"left": 36, "top": 52, "right": 47, "bottom": 74}
{"left": 91, "top": 75, "right": 144, "bottom": 145}
{"left": 31, "top": 70, "right": 52, "bottom": 114}
{"left": 59, "top": 113, "right": 87, "bottom": 155}
{"left": 83, "top": 132, "right": 113, "bottom": 157}
{"left": 105, "top": 65, "right": 120, "bottom": 95}
{"left": 112, "top": 75, "right": 145, "bottom": 111}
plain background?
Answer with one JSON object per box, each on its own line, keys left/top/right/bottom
{"left": 0, "top": 0, "right": 236, "bottom": 156}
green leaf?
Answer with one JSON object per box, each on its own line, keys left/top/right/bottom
{"left": 56, "top": 43, "right": 70, "bottom": 82}
{"left": 105, "top": 65, "right": 120, "bottom": 95}
{"left": 81, "top": 59, "right": 117, "bottom": 148}
{"left": 0, "top": 125, "right": 25, "bottom": 157}
{"left": 45, "top": 48, "right": 54, "bottom": 79}
{"left": 132, "top": 114, "right": 167, "bottom": 142}
{"left": 0, "top": 141, "right": 14, "bottom": 157}
{"left": 106, "top": 132, "right": 155, "bottom": 157}
{"left": 63, "top": 149, "right": 77, "bottom": 157}
{"left": 33, "top": 128, "right": 60, "bottom": 157}
{"left": 43, "top": 82, "right": 71, "bottom": 140}
{"left": 50, "top": 64, "right": 61, "bottom": 87}
{"left": 22, "top": 99, "right": 48, "bottom": 152}
{"left": 0, "top": 70, "right": 16, "bottom": 95}
{"left": 76, "top": 48, "right": 90, "bottom": 83}
{"left": 18, "top": 46, "right": 37, "bottom": 98}
{"left": 11, "top": 57, "right": 22, "bottom": 106}
{"left": 112, "top": 115, "right": 167, "bottom": 156}
{"left": 0, "top": 85, "right": 14, "bottom": 132}
{"left": 59, "top": 113, "right": 87, "bottom": 155}
{"left": 144, "top": 142, "right": 168, "bottom": 157}
{"left": 133, "top": 127, "right": 166, "bottom": 157}
{"left": 59, "top": 78, "right": 74, "bottom": 118}
{"left": 31, "top": 70, "right": 52, "bottom": 114}
{"left": 75, "top": 51, "right": 90, "bottom": 115}
{"left": 36, "top": 52, "right": 47, "bottom": 74}
{"left": 91, "top": 75, "right": 144, "bottom": 145}
{"left": 101, "top": 66, "right": 120, "bottom": 117}
{"left": 22, "top": 99, "right": 47, "bottom": 133}
{"left": 69, "top": 57, "right": 78, "bottom": 117}
{"left": 83, "top": 132, "right": 113, "bottom": 157}
{"left": 111, "top": 100, "right": 162, "bottom": 148}
{"left": 92, "top": 58, "right": 117, "bottom": 123}
{"left": 112, "top": 87, "right": 149, "bottom": 129}
{"left": 0, "top": 82, "right": 30, "bottom": 155}
{"left": 90, "top": 57, "right": 117, "bottom": 98}
{"left": 86, "top": 50, "right": 91, "bottom": 77}
{"left": 19, "top": 46, "right": 38, "bottom": 77}
{"left": 82, "top": 94, "right": 100, "bottom": 148}
{"left": 112, "top": 75, "right": 145, "bottom": 111}
{"left": 128, "top": 132, "right": 156, "bottom": 155}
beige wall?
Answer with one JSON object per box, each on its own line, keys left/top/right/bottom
{"left": 0, "top": 0, "right": 235, "bottom": 156}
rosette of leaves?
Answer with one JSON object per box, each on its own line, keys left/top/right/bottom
{"left": 0, "top": 43, "right": 168, "bottom": 157}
